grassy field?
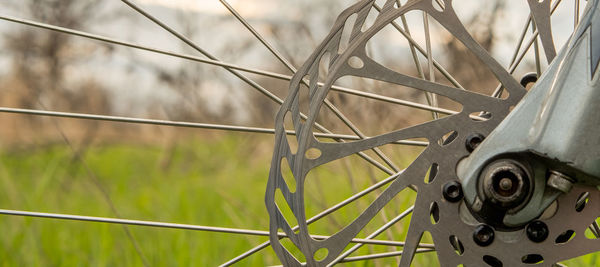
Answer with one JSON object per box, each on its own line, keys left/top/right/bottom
{"left": 0, "top": 134, "right": 596, "bottom": 266}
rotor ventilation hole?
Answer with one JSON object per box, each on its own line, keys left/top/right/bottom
{"left": 305, "top": 148, "right": 322, "bottom": 160}
{"left": 521, "top": 254, "right": 544, "bottom": 264}
{"left": 275, "top": 189, "right": 300, "bottom": 228}
{"left": 575, "top": 192, "right": 590, "bottom": 212}
{"left": 348, "top": 56, "right": 364, "bottom": 69}
{"left": 584, "top": 219, "right": 600, "bottom": 239}
{"left": 469, "top": 111, "right": 492, "bottom": 121}
{"left": 279, "top": 233, "right": 306, "bottom": 262}
{"left": 430, "top": 202, "right": 440, "bottom": 224}
{"left": 555, "top": 230, "right": 575, "bottom": 244}
{"left": 298, "top": 76, "right": 310, "bottom": 115}
{"left": 314, "top": 248, "right": 328, "bottom": 261}
{"left": 394, "top": 0, "right": 409, "bottom": 8}
{"left": 483, "top": 255, "right": 503, "bottom": 267}
{"left": 449, "top": 235, "right": 464, "bottom": 255}
{"left": 424, "top": 163, "right": 439, "bottom": 184}
{"left": 280, "top": 157, "right": 296, "bottom": 193}
{"left": 439, "top": 131, "right": 458, "bottom": 146}
{"left": 283, "top": 111, "right": 299, "bottom": 154}
{"left": 432, "top": 0, "right": 445, "bottom": 12}
{"left": 338, "top": 13, "right": 357, "bottom": 54}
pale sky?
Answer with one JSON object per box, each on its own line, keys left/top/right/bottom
{"left": 137, "top": 0, "right": 274, "bottom": 17}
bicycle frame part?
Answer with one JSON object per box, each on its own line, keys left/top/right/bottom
{"left": 458, "top": 0, "right": 600, "bottom": 227}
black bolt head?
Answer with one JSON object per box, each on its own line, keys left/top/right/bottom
{"left": 443, "top": 181, "right": 464, "bottom": 203}
{"left": 526, "top": 220, "right": 549, "bottom": 243}
{"left": 465, "top": 133, "right": 485, "bottom": 152}
{"left": 473, "top": 224, "right": 495, "bottom": 247}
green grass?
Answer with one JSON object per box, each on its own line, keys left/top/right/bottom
{"left": 0, "top": 134, "right": 597, "bottom": 266}
{"left": 0, "top": 135, "right": 279, "bottom": 266}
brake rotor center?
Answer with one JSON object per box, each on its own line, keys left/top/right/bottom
{"left": 481, "top": 160, "right": 531, "bottom": 208}
{"left": 498, "top": 177, "right": 513, "bottom": 191}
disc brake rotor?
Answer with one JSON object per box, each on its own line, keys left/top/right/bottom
{"left": 266, "top": 0, "right": 599, "bottom": 265}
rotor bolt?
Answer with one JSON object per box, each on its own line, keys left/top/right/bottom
{"left": 526, "top": 220, "right": 549, "bottom": 243}
{"left": 443, "top": 181, "right": 464, "bottom": 203}
{"left": 465, "top": 133, "right": 485, "bottom": 152}
{"left": 473, "top": 224, "right": 495, "bottom": 247}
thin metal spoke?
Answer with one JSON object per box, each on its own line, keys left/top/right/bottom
{"left": 0, "top": 209, "right": 429, "bottom": 248}
{"left": 219, "top": 0, "right": 401, "bottom": 173}
{"left": 396, "top": 0, "right": 426, "bottom": 81}
{"left": 0, "top": 106, "right": 427, "bottom": 146}
{"left": 509, "top": 15, "right": 534, "bottom": 73}
{"left": 422, "top": 11, "right": 439, "bottom": 120}
{"left": 218, "top": 0, "right": 295, "bottom": 73}
{"left": 269, "top": 248, "right": 435, "bottom": 266}
{"left": 373, "top": 3, "right": 465, "bottom": 90}
{"left": 35, "top": 100, "right": 150, "bottom": 266}
{"left": 222, "top": 171, "right": 405, "bottom": 265}
{"left": 329, "top": 206, "right": 415, "bottom": 265}
{"left": 120, "top": 0, "right": 411, "bottom": 176}
{"left": 339, "top": 248, "right": 435, "bottom": 263}
{"left": 492, "top": 0, "right": 562, "bottom": 98}
{"left": 220, "top": 241, "right": 271, "bottom": 266}
{"left": 0, "top": 15, "right": 285, "bottom": 81}
{"left": 120, "top": 0, "right": 284, "bottom": 105}
{"left": 0, "top": 15, "right": 458, "bottom": 116}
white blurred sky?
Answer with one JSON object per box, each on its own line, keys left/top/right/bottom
{"left": 137, "top": 0, "right": 275, "bottom": 17}
{"left": 0, "top": 0, "right": 586, "bottom": 119}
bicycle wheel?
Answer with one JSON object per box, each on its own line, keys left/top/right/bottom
{"left": 0, "top": 0, "right": 594, "bottom": 266}
{"left": 266, "top": 0, "right": 599, "bottom": 266}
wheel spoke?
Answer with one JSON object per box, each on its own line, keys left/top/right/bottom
{"left": 33, "top": 99, "right": 150, "bottom": 266}
{"left": 339, "top": 248, "right": 435, "bottom": 263}
{"left": 5, "top": 0, "right": 420, "bottom": 174}
{"left": 492, "top": 0, "right": 562, "bottom": 98}
{"left": 329, "top": 206, "right": 415, "bottom": 265}
{"left": 372, "top": 3, "right": 464, "bottom": 90}
{"left": 220, "top": 0, "right": 405, "bottom": 172}
{"left": 218, "top": 0, "right": 295, "bottom": 73}
{"left": 121, "top": 0, "right": 410, "bottom": 175}
{"left": 0, "top": 14, "right": 461, "bottom": 117}
{"left": 422, "top": 11, "right": 439, "bottom": 120}
{"left": 0, "top": 15, "right": 291, "bottom": 81}
{"left": 0, "top": 106, "right": 427, "bottom": 145}
{"left": 0, "top": 208, "right": 421, "bottom": 246}
{"left": 0, "top": 14, "right": 462, "bottom": 118}
{"left": 223, "top": 170, "right": 404, "bottom": 265}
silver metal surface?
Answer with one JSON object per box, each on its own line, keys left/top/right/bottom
{"left": 547, "top": 171, "right": 574, "bottom": 193}
{"left": 266, "top": 0, "right": 531, "bottom": 265}
{"left": 459, "top": 0, "right": 600, "bottom": 223}
{"left": 0, "top": 106, "right": 427, "bottom": 146}
{"left": 267, "top": 0, "right": 600, "bottom": 265}
{"left": 0, "top": 208, "right": 433, "bottom": 247}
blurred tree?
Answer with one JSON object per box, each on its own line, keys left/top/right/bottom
{"left": 0, "top": 0, "right": 113, "bottom": 145}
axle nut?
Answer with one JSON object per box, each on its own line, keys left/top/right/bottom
{"left": 480, "top": 159, "right": 532, "bottom": 209}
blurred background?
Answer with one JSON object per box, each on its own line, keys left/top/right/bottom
{"left": 0, "top": 0, "right": 594, "bottom": 266}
